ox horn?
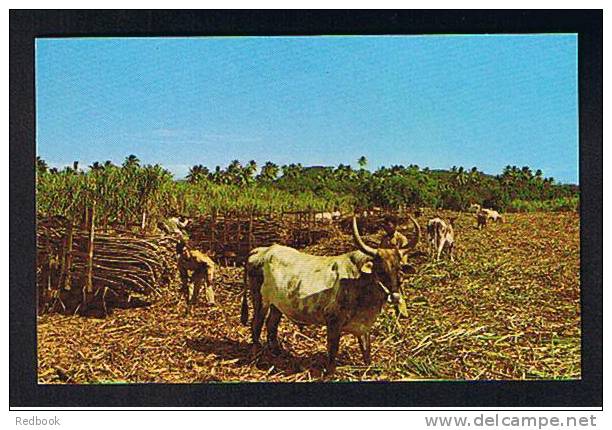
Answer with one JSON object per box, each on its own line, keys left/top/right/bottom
{"left": 352, "top": 216, "right": 378, "bottom": 257}
{"left": 404, "top": 214, "right": 421, "bottom": 249}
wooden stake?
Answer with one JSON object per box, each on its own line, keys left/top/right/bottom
{"left": 248, "top": 211, "right": 254, "bottom": 251}
{"left": 85, "top": 201, "right": 96, "bottom": 294}
{"left": 62, "top": 220, "right": 74, "bottom": 291}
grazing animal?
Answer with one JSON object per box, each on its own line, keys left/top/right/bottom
{"left": 378, "top": 214, "right": 421, "bottom": 250}
{"left": 488, "top": 210, "right": 503, "bottom": 223}
{"left": 476, "top": 210, "right": 488, "bottom": 229}
{"left": 160, "top": 216, "right": 191, "bottom": 238}
{"left": 315, "top": 211, "right": 341, "bottom": 223}
{"left": 469, "top": 204, "right": 503, "bottom": 223}
{"left": 176, "top": 241, "right": 216, "bottom": 315}
{"left": 426, "top": 217, "right": 456, "bottom": 261}
{"left": 241, "top": 216, "right": 421, "bottom": 373}
{"left": 314, "top": 212, "right": 334, "bottom": 222}
{"left": 468, "top": 203, "right": 480, "bottom": 213}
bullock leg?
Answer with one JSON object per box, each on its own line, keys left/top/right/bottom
{"left": 357, "top": 333, "right": 371, "bottom": 365}
{"left": 250, "top": 289, "right": 266, "bottom": 350}
{"left": 179, "top": 266, "right": 191, "bottom": 315}
{"left": 190, "top": 269, "right": 205, "bottom": 310}
{"left": 325, "top": 319, "right": 342, "bottom": 374}
{"left": 266, "top": 305, "right": 283, "bottom": 355}
{"left": 436, "top": 240, "right": 444, "bottom": 261}
{"left": 204, "top": 283, "right": 215, "bottom": 306}
{"left": 449, "top": 243, "right": 455, "bottom": 262}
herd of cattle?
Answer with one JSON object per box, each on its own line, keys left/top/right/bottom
{"left": 166, "top": 204, "right": 504, "bottom": 374}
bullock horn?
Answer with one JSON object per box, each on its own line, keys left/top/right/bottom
{"left": 404, "top": 214, "right": 421, "bottom": 249}
{"left": 352, "top": 216, "right": 377, "bottom": 257}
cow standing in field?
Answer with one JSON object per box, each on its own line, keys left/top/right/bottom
{"left": 176, "top": 241, "right": 216, "bottom": 315}
{"left": 469, "top": 204, "right": 504, "bottom": 223}
{"left": 476, "top": 210, "right": 488, "bottom": 230}
{"left": 241, "top": 215, "right": 420, "bottom": 373}
{"left": 427, "top": 217, "right": 456, "bottom": 262}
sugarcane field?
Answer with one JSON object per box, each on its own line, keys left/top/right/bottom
{"left": 36, "top": 163, "right": 580, "bottom": 382}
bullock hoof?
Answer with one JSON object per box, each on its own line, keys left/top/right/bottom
{"left": 267, "top": 342, "right": 282, "bottom": 356}
{"left": 250, "top": 343, "right": 262, "bottom": 356}
{"left": 324, "top": 363, "right": 337, "bottom": 376}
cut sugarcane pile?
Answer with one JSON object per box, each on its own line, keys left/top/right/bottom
{"left": 37, "top": 216, "right": 178, "bottom": 316}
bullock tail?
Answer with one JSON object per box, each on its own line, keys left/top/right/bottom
{"left": 240, "top": 247, "right": 268, "bottom": 325}
{"left": 241, "top": 266, "right": 250, "bottom": 325}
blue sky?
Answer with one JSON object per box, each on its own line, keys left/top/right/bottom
{"left": 36, "top": 35, "right": 578, "bottom": 183}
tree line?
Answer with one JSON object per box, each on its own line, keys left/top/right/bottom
{"left": 36, "top": 155, "right": 579, "bottom": 227}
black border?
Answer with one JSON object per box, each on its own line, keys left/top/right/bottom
{"left": 9, "top": 9, "right": 602, "bottom": 408}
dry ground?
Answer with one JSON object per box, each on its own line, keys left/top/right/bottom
{"left": 37, "top": 211, "right": 580, "bottom": 383}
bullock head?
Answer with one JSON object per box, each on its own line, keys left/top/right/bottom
{"left": 352, "top": 216, "right": 420, "bottom": 310}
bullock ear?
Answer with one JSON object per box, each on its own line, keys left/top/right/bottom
{"left": 399, "top": 250, "right": 409, "bottom": 265}
{"left": 360, "top": 261, "right": 373, "bottom": 274}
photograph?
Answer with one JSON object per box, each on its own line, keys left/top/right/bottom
{"left": 33, "top": 33, "right": 582, "bottom": 384}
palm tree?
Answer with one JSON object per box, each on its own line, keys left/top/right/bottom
{"left": 89, "top": 161, "right": 103, "bottom": 171}
{"left": 258, "top": 161, "right": 279, "bottom": 182}
{"left": 468, "top": 166, "right": 480, "bottom": 183}
{"left": 281, "top": 163, "right": 304, "bottom": 180}
{"left": 36, "top": 156, "right": 48, "bottom": 174}
{"left": 226, "top": 160, "right": 244, "bottom": 185}
{"left": 187, "top": 164, "right": 209, "bottom": 183}
{"left": 242, "top": 160, "right": 258, "bottom": 184}
{"left": 246, "top": 160, "right": 257, "bottom": 175}
{"left": 334, "top": 163, "right": 357, "bottom": 181}
{"left": 211, "top": 166, "right": 224, "bottom": 184}
{"left": 453, "top": 166, "right": 468, "bottom": 186}
{"left": 357, "top": 156, "right": 368, "bottom": 169}
{"left": 521, "top": 166, "right": 533, "bottom": 181}
{"left": 122, "top": 154, "right": 140, "bottom": 169}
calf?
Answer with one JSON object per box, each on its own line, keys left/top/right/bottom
{"left": 176, "top": 241, "right": 216, "bottom": 315}
{"left": 426, "top": 217, "right": 456, "bottom": 262}
{"left": 476, "top": 210, "right": 488, "bottom": 229}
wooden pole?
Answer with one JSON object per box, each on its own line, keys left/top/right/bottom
{"left": 85, "top": 200, "right": 95, "bottom": 294}
{"left": 236, "top": 211, "right": 242, "bottom": 255}
{"left": 248, "top": 211, "right": 254, "bottom": 251}
{"left": 141, "top": 209, "right": 147, "bottom": 231}
{"left": 211, "top": 209, "right": 217, "bottom": 256}
{"left": 308, "top": 210, "right": 313, "bottom": 245}
{"left": 57, "top": 227, "right": 68, "bottom": 291}
{"left": 62, "top": 219, "right": 74, "bottom": 291}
